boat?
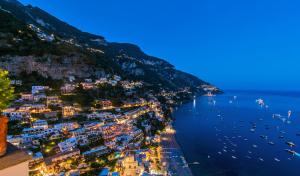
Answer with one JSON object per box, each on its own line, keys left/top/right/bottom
{"left": 258, "top": 157, "right": 264, "bottom": 162}
{"left": 256, "top": 98, "right": 265, "bottom": 106}
{"left": 274, "top": 158, "right": 280, "bottom": 162}
{"left": 285, "top": 149, "right": 296, "bottom": 155}
{"left": 288, "top": 110, "right": 292, "bottom": 118}
{"left": 268, "top": 141, "right": 275, "bottom": 145}
{"left": 232, "top": 156, "right": 237, "bottom": 159}
{"left": 286, "top": 141, "right": 296, "bottom": 147}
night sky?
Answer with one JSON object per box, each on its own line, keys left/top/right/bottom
{"left": 20, "top": 0, "right": 300, "bottom": 91}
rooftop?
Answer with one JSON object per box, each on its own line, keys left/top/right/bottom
{"left": 0, "top": 143, "right": 31, "bottom": 170}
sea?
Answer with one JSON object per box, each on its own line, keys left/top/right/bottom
{"left": 173, "top": 90, "right": 300, "bottom": 176}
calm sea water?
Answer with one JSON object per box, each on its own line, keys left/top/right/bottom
{"left": 174, "top": 90, "right": 300, "bottom": 176}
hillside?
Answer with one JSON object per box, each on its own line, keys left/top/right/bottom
{"left": 0, "top": 0, "right": 216, "bottom": 94}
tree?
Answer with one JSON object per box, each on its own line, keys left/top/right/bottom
{"left": 0, "top": 69, "right": 14, "bottom": 112}
{"left": 0, "top": 69, "right": 14, "bottom": 156}
{"left": 90, "top": 162, "right": 102, "bottom": 169}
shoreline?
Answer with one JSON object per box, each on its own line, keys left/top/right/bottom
{"left": 160, "top": 93, "right": 221, "bottom": 175}
{"left": 161, "top": 94, "right": 213, "bottom": 175}
{"left": 160, "top": 125, "right": 194, "bottom": 176}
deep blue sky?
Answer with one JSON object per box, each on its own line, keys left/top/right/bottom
{"left": 20, "top": 0, "right": 300, "bottom": 91}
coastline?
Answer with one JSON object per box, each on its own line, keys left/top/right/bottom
{"left": 161, "top": 125, "right": 194, "bottom": 176}
{"left": 161, "top": 93, "right": 221, "bottom": 176}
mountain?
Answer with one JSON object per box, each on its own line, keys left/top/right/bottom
{"left": 0, "top": 0, "right": 217, "bottom": 94}
{"left": 0, "top": 0, "right": 105, "bottom": 45}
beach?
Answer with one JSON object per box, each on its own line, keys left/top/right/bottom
{"left": 161, "top": 126, "right": 194, "bottom": 176}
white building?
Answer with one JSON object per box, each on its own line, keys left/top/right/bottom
{"left": 20, "top": 93, "right": 33, "bottom": 101}
{"left": 33, "top": 94, "right": 46, "bottom": 102}
{"left": 32, "top": 86, "right": 49, "bottom": 95}
{"left": 87, "top": 112, "right": 112, "bottom": 120}
{"left": 58, "top": 137, "right": 77, "bottom": 153}
{"left": 54, "top": 122, "right": 79, "bottom": 131}
{"left": 95, "top": 78, "right": 108, "bottom": 84}
{"left": 113, "top": 75, "right": 121, "bottom": 81}
{"left": 32, "top": 120, "right": 48, "bottom": 129}
{"left": 60, "top": 84, "right": 76, "bottom": 94}
{"left": 10, "top": 80, "right": 22, "bottom": 86}
{"left": 2, "top": 109, "right": 30, "bottom": 121}
{"left": 82, "top": 146, "right": 109, "bottom": 158}
{"left": 22, "top": 127, "right": 57, "bottom": 137}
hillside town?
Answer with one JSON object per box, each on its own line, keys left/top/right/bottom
{"left": 0, "top": 1, "right": 219, "bottom": 175}
{"left": 3, "top": 73, "right": 215, "bottom": 176}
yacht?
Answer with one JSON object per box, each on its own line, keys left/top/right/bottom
{"left": 286, "top": 141, "right": 296, "bottom": 147}
{"left": 268, "top": 141, "right": 275, "bottom": 145}
{"left": 232, "top": 156, "right": 237, "bottom": 159}
{"left": 285, "top": 149, "right": 296, "bottom": 155}
{"left": 274, "top": 158, "right": 280, "bottom": 162}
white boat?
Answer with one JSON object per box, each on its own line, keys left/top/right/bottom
{"left": 258, "top": 157, "right": 264, "bottom": 162}
{"left": 256, "top": 98, "right": 265, "bottom": 106}
{"left": 286, "top": 141, "right": 296, "bottom": 147}
{"left": 268, "top": 141, "right": 275, "bottom": 145}
{"left": 232, "top": 156, "right": 238, "bottom": 159}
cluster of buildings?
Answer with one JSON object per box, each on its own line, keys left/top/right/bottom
{"left": 59, "top": 75, "right": 123, "bottom": 92}
{"left": 3, "top": 78, "right": 168, "bottom": 176}
{"left": 120, "top": 81, "right": 143, "bottom": 90}
{"left": 28, "top": 24, "right": 55, "bottom": 42}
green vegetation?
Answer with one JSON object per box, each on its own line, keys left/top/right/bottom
{"left": 40, "top": 138, "right": 66, "bottom": 157}
{"left": 8, "top": 120, "right": 29, "bottom": 135}
{"left": 0, "top": 69, "right": 14, "bottom": 112}
{"left": 88, "top": 136, "right": 104, "bottom": 148}
{"left": 61, "top": 85, "right": 95, "bottom": 107}
{"left": 12, "top": 71, "right": 63, "bottom": 93}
